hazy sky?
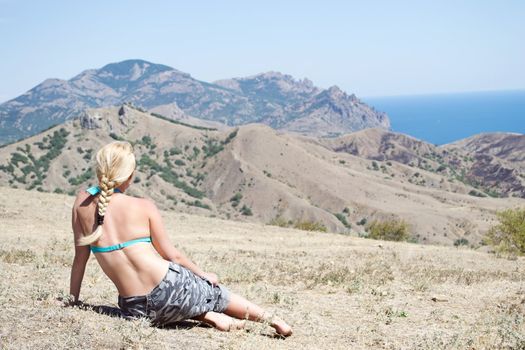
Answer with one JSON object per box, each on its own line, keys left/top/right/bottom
{"left": 0, "top": 0, "right": 524, "bottom": 102}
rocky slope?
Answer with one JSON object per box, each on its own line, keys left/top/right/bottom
{"left": 0, "top": 106, "right": 522, "bottom": 246}
{"left": 319, "top": 128, "right": 525, "bottom": 198}
{"left": 0, "top": 59, "right": 389, "bottom": 144}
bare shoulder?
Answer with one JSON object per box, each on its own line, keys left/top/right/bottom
{"left": 122, "top": 195, "right": 157, "bottom": 212}
{"left": 73, "top": 190, "right": 91, "bottom": 210}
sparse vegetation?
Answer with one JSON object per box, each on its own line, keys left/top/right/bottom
{"left": 293, "top": 220, "right": 327, "bottom": 232}
{"left": 240, "top": 204, "right": 253, "bottom": 216}
{"left": 485, "top": 208, "right": 525, "bottom": 255}
{"left": 0, "top": 128, "right": 70, "bottom": 190}
{"left": 109, "top": 132, "right": 125, "bottom": 141}
{"left": 187, "top": 200, "right": 211, "bottom": 210}
{"left": 334, "top": 213, "right": 351, "bottom": 229}
{"left": 357, "top": 218, "right": 367, "bottom": 226}
{"left": 222, "top": 129, "right": 238, "bottom": 144}
{"left": 138, "top": 154, "right": 204, "bottom": 199}
{"left": 68, "top": 169, "right": 94, "bottom": 186}
{"left": 150, "top": 112, "right": 217, "bottom": 131}
{"left": 268, "top": 216, "right": 289, "bottom": 227}
{"left": 169, "top": 147, "right": 182, "bottom": 155}
{"left": 230, "top": 192, "right": 242, "bottom": 207}
{"left": 453, "top": 238, "right": 469, "bottom": 247}
{"left": 1, "top": 186, "right": 524, "bottom": 349}
{"left": 202, "top": 138, "right": 224, "bottom": 158}
{"left": 366, "top": 219, "right": 410, "bottom": 242}
{"left": 468, "top": 189, "right": 487, "bottom": 197}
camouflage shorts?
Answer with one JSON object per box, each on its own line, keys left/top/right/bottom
{"left": 118, "top": 262, "right": 230, "bottom": 326}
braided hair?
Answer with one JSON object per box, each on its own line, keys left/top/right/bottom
{"left": 77, "top": 142, "right": 135, "bottom": 246}
{"left": 96, "top": 175, "right": 115, "bottom": 225}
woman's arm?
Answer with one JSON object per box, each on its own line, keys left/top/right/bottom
{"left": 146, "top": 200, "right": 216, "bottom": 282}
{"left": 69, "top": 200, "right": 90, "bottom": 304}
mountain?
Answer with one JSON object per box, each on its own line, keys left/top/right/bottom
{"left": 0, "top": 105, "right": 522, "bottom": 246}
{"left": 0, "top": 59, "right": 389, "bottom": 144}
{"left": 319, "top": 128, "right": 525, "bottom": 198}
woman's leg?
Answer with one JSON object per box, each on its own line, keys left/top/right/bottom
{"left": 193, "top": 312, "right": 245, "bottom": 331}
{"left": 224, "top": 292, "right": 293, "bottom": 336}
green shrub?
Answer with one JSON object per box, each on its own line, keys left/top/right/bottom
{"left": 268, "top": 216, "right": 289, "bottom": 227}
{"left": 68, "top": 169, "right": 94, "bottom": 186}
{"left": 138, "top": 154, "right": 204, "bottom": 199}
{"left": 334, "top": 213, "right": 351, "bottom": 229}
{"left": 141, "top": 135, "right": 153, "bottom": 147}
{"left": 454, "top": 238, "right": 469, "bottom": 247}
{"left": 203, "top": 139, "right": 224, "bottom": 158}
{"left": 223, "top": 129, "right": 238, "bottom": 144}
{"left": 468, "top": 190, "right": 486, "bottom": 197}
{"left": 484, "top": 208, "right": 525, "bottom": 255}
{"left": 294, "top": 221, "right": 327, "bottom": 232}
{"left": 366, "top": 219, "right": 410, "bottom": 242}
{"left": 230, "top": 192, "right": 242, "bottom": 207}
{"left": 167, "top": 195, "right": 177, "bottom": 205}
{"left": 150, "top": 112, "right": 217, "bottom": 131}
{"left": 169, "top": 147, "right": 182, "bottom": 155}
{"left": 174, "top": 159, "right": 185, "bottom": 166}
{"left": 10, "top": 152, "right": 28, "bottom": 166}
{"left": 188, "top": 200, "right": 211, "bottom": 210}
{"left": 357, "top": 218, "right": 367, "bottom": 226}
{"left": 240, "top": 204, "right": 253, "bottom": 216}
{"left": 109, "top": 133, "right": 124, "bottom": 141}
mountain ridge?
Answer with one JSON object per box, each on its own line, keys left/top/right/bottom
{"left": 0, "top": 105, "right": 523, "bottom": 246}
{"left": 0, "top": 59, "right": 389, "bottom": 144}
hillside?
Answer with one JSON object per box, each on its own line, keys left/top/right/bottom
{"left": 319, "top": 128, "right": 525, "bottom": 198}
{"left": 0, "top": 59, "right": 389, "bottom": 144}
{"left": 0, "top": 106, "right": 523, "bottom": 246}
{"left": 0, "top": 186, "right": 524, "bottom": 349}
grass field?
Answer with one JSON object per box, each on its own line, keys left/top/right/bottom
{"left": 0, "top": 186, "right": 524, "bottom": 349}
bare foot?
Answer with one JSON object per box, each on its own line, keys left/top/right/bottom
{"left": 271, "top": 317, "right": 293, "bottom": 337}
{"left": 198, "top": 312, "right": 246, "bottom": 332}
{"left": 214, "top": 314, "right": 246, "bottom": 332}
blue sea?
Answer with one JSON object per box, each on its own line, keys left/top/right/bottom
{"left": 363, "top": 90, "right": 525, "bottom": 145}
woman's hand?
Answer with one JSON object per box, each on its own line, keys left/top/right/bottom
{"left": 201, "top": 272, "right": 219, "bottom": 286}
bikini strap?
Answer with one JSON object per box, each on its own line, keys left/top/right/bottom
{"left": 86, "top": 185, "right": 122, "bottom": 195}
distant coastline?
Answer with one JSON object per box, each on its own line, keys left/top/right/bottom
{"left": 364, "top": 89, "right": 525, "bottom": 145}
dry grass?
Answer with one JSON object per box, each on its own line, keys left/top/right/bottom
{"left": 0, "top": 186, "right": 524, "bottom": 349}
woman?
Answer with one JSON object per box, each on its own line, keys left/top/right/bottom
{"left": 69, "top": 141, "right": 292, "bottom": 336}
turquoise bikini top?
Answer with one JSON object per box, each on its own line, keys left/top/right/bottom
{"left": 86, "top": 185, "right": 152, "bottom": 254}
{"left": 90, "top": 237, "right": 152, "bottom": 253}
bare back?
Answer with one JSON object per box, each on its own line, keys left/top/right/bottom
{"left": 73, "top": 191, "right": 169, "bottom": 297}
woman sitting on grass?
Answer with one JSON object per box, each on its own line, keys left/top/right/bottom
{"left": 69, "top": 141, "right": 292, "bottom": 336}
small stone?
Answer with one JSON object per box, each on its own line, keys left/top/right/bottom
{"left": 431, "top": 296, "right": 448, "bottom": 302}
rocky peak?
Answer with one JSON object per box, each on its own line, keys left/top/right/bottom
{"left": 83, "top": 59, "right": 176, "bottom": 89}
{"left": 218, "top": 71, "right": 320, "bottom": 98}
{"left": 100, "top": 59, "right": 172, "bottom": 76}
{"left": 79, "top": 110, "right": 102, "bottom": 130}
{"left": 0, "top": 59, "right": 391, "bottom": 144}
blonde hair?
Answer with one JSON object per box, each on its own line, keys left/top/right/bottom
{"left": 77, "top": 141, "right": 136, "bottom": 246}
